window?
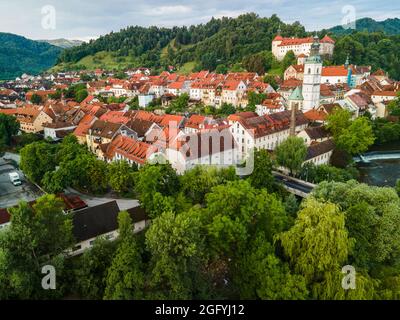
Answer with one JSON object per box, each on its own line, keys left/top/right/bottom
{"left": 308, "top": 68, "right": 311, "bottom": 74}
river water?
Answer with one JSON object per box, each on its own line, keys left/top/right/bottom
{"left": 357, "top": 142, "right": 400, "bottom": 187}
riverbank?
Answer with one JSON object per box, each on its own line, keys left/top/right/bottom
{"left": 357, "top": 141, "right": 400, "bottom": 187}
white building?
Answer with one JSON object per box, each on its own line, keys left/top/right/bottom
{"left": 70, "top": 201, "right": 149, "bottom": 256}
{"left": 272, "top": 35, "right": 335, "bottom": 61}
{"left": 302, "top": 36, "right": 322, "bottom": 112}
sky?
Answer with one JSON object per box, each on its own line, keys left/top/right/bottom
{"left": 1, "top": 0, "right": 400, "bottom": 41}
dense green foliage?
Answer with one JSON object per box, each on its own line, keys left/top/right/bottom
{"left": 326, "top": 109, "right": 375, "bottom": 155}
{"left": 0, "top": 195, "right": 73, "bottom": 299}
{"left": 275, "top": 136, "right": 307, "bottom": 175}
{"left": 0, "top": 32, "right": 62, "bottom": 79}
{"left": 327, "top": 17, "right": 400, "bottom": 36}
{"left": 57, "top": 13, "right": 306, "bottom": 72}
{"left": 54, "top": 14, "right": 400, "bottom": 79}
{"left": 4, "top": 155, "right": 400, "bottom": 300}
{"left": 0, "top": 114, "right": 20, "bottom": 152}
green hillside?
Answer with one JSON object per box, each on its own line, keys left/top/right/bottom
{"left": 327, "top": 17, "right": 400, "bottom": 36}
{"left": 0, "top": 32, "right": 62, "bottom": 80}
{"left": 56, "top": 13, "right": 306, "bottom": 73}
{"left": 55, "top": 13, "right": 400, "bottom": 79}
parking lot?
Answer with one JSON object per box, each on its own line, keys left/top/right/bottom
{"left": 0, "top": 156, "right": 44, "bottom": 209}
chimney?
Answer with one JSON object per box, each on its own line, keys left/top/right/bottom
{"left": 290, "top": 102, "right": 297, "bottom": 136}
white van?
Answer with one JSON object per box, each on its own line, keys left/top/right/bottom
{"left": 9, "top": 172, "right": 22, "bottom": 186}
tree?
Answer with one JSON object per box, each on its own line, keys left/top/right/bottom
{"left": 135, "top": 163, "right": 180, "bottom": 217}
{"left": 275, "top": 136, "right": 307, "bottom": 176}
{"left": 180, "top": 166, "right": 237, "bottom": 204}
{"left": 279, "top": 197, "right": 355, "bottom": 299}
{"left": 0, "top": 113, "right": 19, "bottom": 150}
{"left": 313, "top": 181, "right": 400, "bottom": 270}
{"left": 205, "top": 180, "right": 289, "bottom": 256}
{"left": 20, "top": 141, "right": 56, "bottom": 184}
{"left": 145, "top": 209, "right": 205, "bottom": 299}
{"left": 32, "top": 194, "right": 74, "bottom": 257}
{"left": 263, "top": 74, "right": 278, "bottom": 90}
{"left": 107, "top": 160, "right": 137, "bottom": 194}
{"left": 215, "top": 64, "right": 228, "bottom": 74}
{"left": 75, "top": 89, "right": 88, "bottom": 103}
{"left": 30, "top": 94, "right": 42, "bottom": 105}
{"left": 248, "top": 149, "right": 276, "bottom": 192}
{"left": 74, "top": 238, "right": 117, "bottom": 299}
{"left": 104, "top": 211, "right": 144, "bottom": 300}
{"left": 326, "top": 108, "right": 352, "bottom": 139}
{"left": 282, "top": 50, "right": 296, "bottom": 71}
{"left": 242, "top": 53, "right": 266, "bottom": 75}
{"left": 0, "top": 195, "right": 73, "bottom": 299}
{"left": 396, "top": 179, "right": 400, "bottom": 196}
{"left": 233, "top": 234, "right": 308, "bottom": 299}
{"left": 60, "top": 153, "right": 108, "bottom": 194}
{"left": 335, "top": 117, "right": 375, "bottom": 155}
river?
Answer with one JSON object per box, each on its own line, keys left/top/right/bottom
{"left": 356, "top": 142, "right": 400, "bottom": 187}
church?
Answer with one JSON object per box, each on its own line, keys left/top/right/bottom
{"left": 287, "top": 36, "right": 323, "bottom": 113}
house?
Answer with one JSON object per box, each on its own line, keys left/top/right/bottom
{"left": 165, "top": 128, "right": 238, "bottom": 174}
{"left": 303, "top": 139, "right": 335, "bottom": 166}
{"left": 304, "top": 103, "right": 342, "bottom": 124}
{"left": 70, "top": 201, "right": 149, "bottom": 256}
{"left": 297, "top": 126, "right": 330, "bottom": 146}
{"left": 25, "top": 90, "right": 57, "bottom": 103}
{"left": 43, "top": 121, "right": 77, "bottom": 141}
{"left": 221, "top": 80, "right": 247, "bottom": 107}
{"left": 278, "top": 79, "right": 303, "bottom": 102}
{"left": 284, "top": 65, "right": 305, "bottom": 81}
{"left": 138, "top": 94, "right": 155, "bottom": 108}
{"left": 86, "top": 120, "right": 136, "bottom": 157}
{"left": 0, "top": 107, "right": 53, "bottom": 133}
{"left": 73, "top": 114, "right": 98, "bottom": 144}
{"left": 102, "top": 134, "right": 158, "bottom": 167}
{"left": 321, "top": 66, "right": 349, "bottom": 85}
{"left": 228, "top": 110, "right": 309, "bottom": 159}
{"left": 184, "top": 114, "right": 214, "bottom": 134}
{"left": 371, "top": 91, "right": 398, "bottom": 104}
{"left": 166, "top": 81, "right": 190, "bottom": 96}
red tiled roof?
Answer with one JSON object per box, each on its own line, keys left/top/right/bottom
{"left": 73, "top": 114, "right": 96, "bottom": 137}
{"left": 99, "top": 111, "right": 130, "bottom": 124}
{"left": 322, "top": 66, "right": 348, "bottom": 77}
{"left": 304, "top": 109, "right": 327, "bottom": 122}
{"left": 104, "top": 135, "right": 157, "bottom": 165}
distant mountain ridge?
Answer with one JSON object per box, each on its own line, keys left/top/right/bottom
{"left": 327, "top": 17, "right": 400, "bottom": 35}
{"left": 38, "top": 38, "right": 84, "bottom": 49}
{"left": 0, "top": 32, "right": 62, "bottom": 80}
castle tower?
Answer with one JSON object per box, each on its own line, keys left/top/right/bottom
{"left": 301, "top": 35, "right": 322, "bottom": 112}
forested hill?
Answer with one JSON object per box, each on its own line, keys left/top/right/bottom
{"left": 56, "top": 13, "right": 400, "bottom": 80}
{"left": 327, "top": 17, "right": 400, "bottom": 36}
{"left": 0, "top": 33, "right": 62, "bottom": 80}
{"left": 55, "top": 13, "right": 307, "bottom": 73}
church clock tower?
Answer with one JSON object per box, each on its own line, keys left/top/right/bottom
{"left": 301, "top": 35, "right": 322, "bottom": 112}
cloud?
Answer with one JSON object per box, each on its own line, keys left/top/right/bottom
{"left": 146, "top": 5, "right": 193, "bottom": 16}
{"left": 0, "top": 0, "right": 399, "bottom": 39}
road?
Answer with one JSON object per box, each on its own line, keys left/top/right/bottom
{"left": 0, "top": 157, "right": 44, "bottom": 208}
{"left": 65, "top": 187, "right": 139, "bottom": 210}
{"left": 273, "top": 172, "right": 315, "bottom": 195}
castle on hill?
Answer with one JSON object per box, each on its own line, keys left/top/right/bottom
{"left": 272, "top": 34, "right": 335, "bottom": 61}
